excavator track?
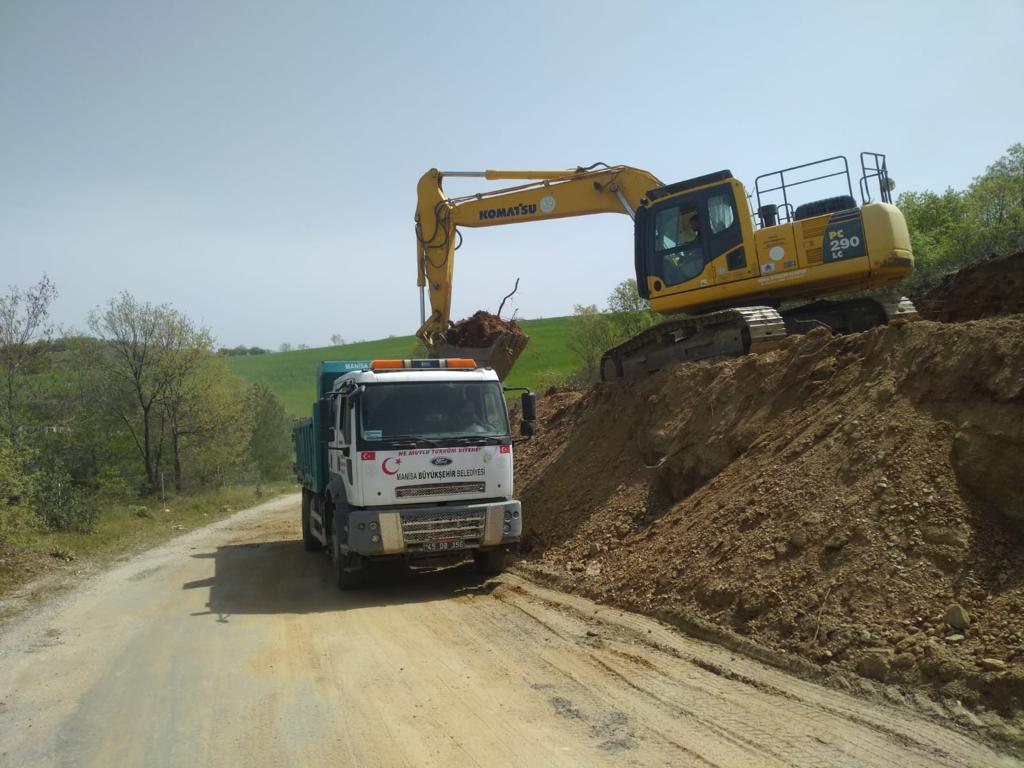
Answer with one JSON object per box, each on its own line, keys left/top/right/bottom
{"left": 599, "top": 296, "right": 917, "bottom": 381}
{"left": 600, "top": 306, "right": 786, "bottom": 380}
{"left": 780, "top": 295, "right": 917, "bottom": 335}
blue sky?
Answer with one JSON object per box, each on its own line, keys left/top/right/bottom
{"left": 2, "top": 0, "right": 1021, "bottom": 348}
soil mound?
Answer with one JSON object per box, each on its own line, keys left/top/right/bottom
{"left": 515, "top": 317, "right": 1024, "bottom": 715}
{"left": 918, "top": 251, "right": 1024, "bottom": 322}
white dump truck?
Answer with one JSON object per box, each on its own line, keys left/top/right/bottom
{"left": 293, "top": 358, "right": 536, "bottom": 589}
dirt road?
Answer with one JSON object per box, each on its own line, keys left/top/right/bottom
{"left": 0, "top": 495, "right": 1014, "bottom": 767}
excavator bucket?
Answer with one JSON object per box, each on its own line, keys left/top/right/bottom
{"left": 434, "top": 311, "right": 529, "bottom": 380}
{"left": 437, "top": 332, "right": 528, "bottom": 380}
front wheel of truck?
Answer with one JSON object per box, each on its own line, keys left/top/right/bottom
{"left": 473, "top": 548, "right": 507, "bottom": 575}
{"left": 334, "top": 550, "right": 365, "bottom": 590}
{"left": 301, "top": 490, "right": 323, "bottom": 552}
{"left": 331, "top": 534, "right": 365, "bottom": 590}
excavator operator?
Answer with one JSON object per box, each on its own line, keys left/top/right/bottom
{"left": 663, "top": 210, "right": 704, "bottom": 285}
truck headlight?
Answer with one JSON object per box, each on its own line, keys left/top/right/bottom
{"left": 369, "top": 521, "right": 378, "bottom": 530}
{"left": 503, "top": 523, "right": 511, "bottom": 534}
{"left": 504, "top": 510, "right": 512, "bottom": 521}
{"left": 371, "top": 534, "right": 380, "bottom": 543}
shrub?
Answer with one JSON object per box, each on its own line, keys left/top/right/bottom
{"left": 95, "top": 466, "right": 131, "bottom": 500}
{"left": 32, "top": 472, "right": 99, "bottom": 533}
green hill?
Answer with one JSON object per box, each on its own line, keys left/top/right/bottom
{"left": 227, "top": 317, "right": 574, "bottom": 416}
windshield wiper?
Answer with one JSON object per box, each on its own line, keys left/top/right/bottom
{"left": 383, "top": 435, "right": 438, "bottom": 448}
{"left": 450, "top": 435, "right": 504, "bottom": 445}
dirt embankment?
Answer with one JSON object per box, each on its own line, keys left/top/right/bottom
{"left": 918, "top": 250, "right": 1024, "bottom": 322}
{"left": 515, "top": 316, "right": 1024, "bottom": 717}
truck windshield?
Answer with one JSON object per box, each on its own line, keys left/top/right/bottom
{"left": 359, "top": 381, "right": 510, "bottom": 442}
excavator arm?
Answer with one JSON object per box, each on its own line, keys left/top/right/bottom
{"left": 414, "top": 164, "right": 662, "bottom": 352}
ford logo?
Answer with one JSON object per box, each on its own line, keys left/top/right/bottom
{"left": 431, "top": 457, "right": 453, "bottom": 466}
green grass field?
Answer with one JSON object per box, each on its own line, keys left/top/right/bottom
{"left": 227, "top": 317, "right": 575, "bottom": 416}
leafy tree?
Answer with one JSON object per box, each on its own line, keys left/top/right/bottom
{"left": 964, "top": 143, "right": 1024, "bottom": 256}
{"left": 167, "top": 357, "right": 249, "bottom": 489}
{"left": 247, "top": 382, "right": 292, "bottom": 480}
{"left": 0, "top": 275, "right": 57, "bottom": 436}
{"left": 0, "top": 433, "right": 34, "bottom": 540}
{"left": 278, "top": 342, "right": 293, "bottom": 353}
{"left": 157, "top": 326, "right": 218, "bottom": 492}
{"left": 0, "top": 433, "right": 31, "bottom": 505}
{"left": 566, "top": 304, "right": 619, "bottom": 381}
{"left": 897, "top": 143, "right": 1024, "bottom": 295}
{"left": 567, "top": 280, "right": 660, "bottom": 381}
{"left": 606, "top": 278, "right": 658, "bottom": 338}
{"left": 86, "top": 293, "right": 209, "bottom": 492}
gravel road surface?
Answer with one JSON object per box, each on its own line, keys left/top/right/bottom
{"left": 0, "top": 494, "right": 1013, "bottom": 767}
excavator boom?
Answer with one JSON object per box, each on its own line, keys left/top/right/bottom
{"left": 415, "top": 165, "right": 661, "bottom": 375}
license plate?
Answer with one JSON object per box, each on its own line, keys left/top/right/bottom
{"left": 423, "top": 540, "right": 465, "bottom": 552}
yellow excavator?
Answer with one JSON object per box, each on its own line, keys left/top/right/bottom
{"left": 415, "top": 153, "right": 914, "bottom": 379}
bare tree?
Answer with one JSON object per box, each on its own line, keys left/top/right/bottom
{"left": 87, "top": 292, "right": 209, "bottom": 492}
{"left": 330, "top": 334, "right": 345, "bottom": 346}
{"left": 0, "top": 276, "right": 58, "bottom": 436}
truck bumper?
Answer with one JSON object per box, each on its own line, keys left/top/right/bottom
{"left": 342, "top": 500, "right": 522, "bottom": 558}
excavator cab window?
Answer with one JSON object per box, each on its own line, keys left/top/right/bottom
{"left": 639, "top": 182, "right": 745, "bottom": 291}
{"left": 707, "top": 193, "right": 736, "bottom": 234}
{"left": 654, "top": 206, "right": 705, "bottom": 285}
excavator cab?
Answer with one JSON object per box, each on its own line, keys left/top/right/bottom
{"left": 605, "top": 153, "right": 914, "bottom": 379}
{"left": 634, "top": 170, "right": 752, "bottom": 309}
{"left": 632, "top": 153, "right": 913, "bottom": 319}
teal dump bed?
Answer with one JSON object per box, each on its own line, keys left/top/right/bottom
{"left": 293, "top": 361, "right": 371, "bottom": 494}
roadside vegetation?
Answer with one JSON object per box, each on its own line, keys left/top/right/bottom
{"left": 0, "top": 287, "right": 295, "bottom": 601}
{"left": 897, "top": 143, "right": 1023, "bottom": 296}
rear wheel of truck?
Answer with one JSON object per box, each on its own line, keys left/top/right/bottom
{"left": 301, "top": 490, "right": 323, "bottom": 552}
{"left": 473, "top": 548, "right": 507, "bottom": 575}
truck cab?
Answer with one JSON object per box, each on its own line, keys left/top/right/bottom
{"left": 293, "top": 358, "right": 536, "bottom": 589}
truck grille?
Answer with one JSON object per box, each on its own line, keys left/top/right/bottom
{"left": 395, "top": 482, "right": 485, "bottom": 499}
{"left": 400, "top": 511, "right": 486, "bottom": 544}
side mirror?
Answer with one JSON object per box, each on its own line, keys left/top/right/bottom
{"left": 520, "top": 420, "right": 535, "bottom": 437}
{"left": 520, "top": 391, "right": 537, "bottom": 422}
{"left": 318, "top": 398, "right": 332, "bottom": 426}
{"left": 319, "top": 426, "right": 335, "bottom": 443}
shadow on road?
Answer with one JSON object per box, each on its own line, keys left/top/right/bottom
{"left": 183, "top": 539, "right": 498, "bottom": 619}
